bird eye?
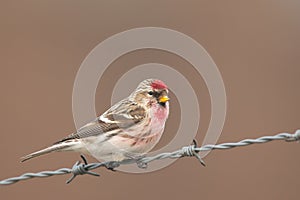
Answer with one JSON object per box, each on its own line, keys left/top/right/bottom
{"left": 148, "top": 91, "right": 153, "bottom": 95}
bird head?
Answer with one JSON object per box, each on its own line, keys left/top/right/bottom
{"left": 132, "top": 79, "right": 170, "bottom": 107}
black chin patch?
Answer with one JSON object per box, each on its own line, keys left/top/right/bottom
{"left": 159, "top": 102, "right": 166, "bottom": 107}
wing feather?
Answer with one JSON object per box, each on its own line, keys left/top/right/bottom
{"left": 54, "top": 99, "right": 146, "bottom": 144}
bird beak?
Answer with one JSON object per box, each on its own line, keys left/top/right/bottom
{"left": 159, "top": 96, "right": 170, "bottom": 103}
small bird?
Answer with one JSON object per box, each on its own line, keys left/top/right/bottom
{"left": 21, "top": 79, "right": 170, "bottom": 163}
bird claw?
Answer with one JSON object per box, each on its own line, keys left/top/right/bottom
{"left": 136, "top": 161, "right": 148, "bottom": 169}
{"left": 123, "top": 153, "right": 148, "bottom": 169}
{"left": 104, "top": 161, "right": 120, "bottom": 171}
{"left": 133, "top": 155, "right": 148, "bottom": 169}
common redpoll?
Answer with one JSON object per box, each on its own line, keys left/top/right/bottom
{"left": 21, "top": 79, "right": 170, "bottom": 163}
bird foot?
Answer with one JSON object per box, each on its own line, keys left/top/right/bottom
{"left": 104, "top": 161, "right": 120, "bottom": 171}
{"left": 123, "top": 153, "right": 148, "bottom": 169}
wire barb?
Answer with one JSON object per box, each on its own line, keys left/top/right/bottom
{"left": 181, "top": 140, "right": 206, "bottom": 166}
{"left": 0, "top": 129, "right": 299, "bottom": 186}
{"left": 66, "top": 155, "right": 100, "bottom": 184}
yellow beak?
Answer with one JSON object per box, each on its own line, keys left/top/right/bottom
{"left": 159, "top": 96, "right": 170, "bottom": 103}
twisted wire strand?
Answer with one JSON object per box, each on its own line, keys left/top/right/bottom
{"left": 1, "top": 129, "right": 299, "bottom": 185}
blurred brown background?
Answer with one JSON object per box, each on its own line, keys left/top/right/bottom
{"left": 1, "top": 0, "right": 300, "bottom": 199}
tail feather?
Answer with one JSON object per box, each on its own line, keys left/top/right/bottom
{"left": 21, "top": 142, "right": 75, "bottom": 162}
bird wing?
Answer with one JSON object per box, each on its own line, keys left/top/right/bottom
{"left": 54, "top": 99, "right": 146, "bottom": 144}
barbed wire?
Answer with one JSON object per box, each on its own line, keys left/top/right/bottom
{"left": 1, "top": 129, "right": 299, "bottom": 185}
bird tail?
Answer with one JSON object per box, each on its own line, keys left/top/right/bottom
{"left": 21, "top": 140, "right": 80, "bottom": 162}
